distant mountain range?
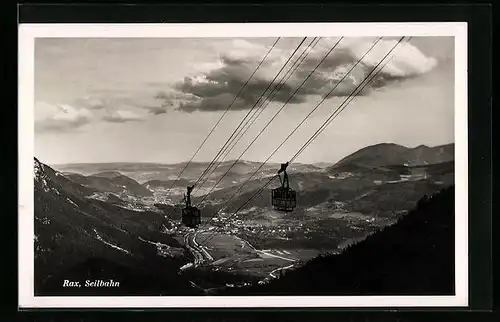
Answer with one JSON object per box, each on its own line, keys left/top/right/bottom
{"left": 195, "top": 143, "right": 454, "bottom": 217}
{"left": 52, "top": 160, "right": 323, "bottom": 184}
{"left": 63, "top": 171, "right": 153, "bottom": 197}
{"left": 51, "top": 141, "right": 452, "bottom": 185}
{"left": 45, "top": 142, "right": 456, "bottom": 221}
{"left": 331, "top": 143, "right": 454, "bottom": 170}
{"left": 52, "top": 143, "right": 453, "bottom": 171}
{"left": 34, "top": 141, "right": 455, "bottom": 295}
{"left": 222, "top": 185, "right": 455, "bottom": 295}
{"left": 45, "top": 143, "right": 455, "bottom": 215}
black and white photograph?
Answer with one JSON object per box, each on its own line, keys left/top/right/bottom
{"left": 18, "top": 23, "right": 468, "bottom": 308}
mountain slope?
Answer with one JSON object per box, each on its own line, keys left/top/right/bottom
{"left": 34, "top": 158, "right": 197, "bottom": 295}
{"left": 193, "top": 143, "right": 454, "bottom": 217}
{"left": 143, "top": 178, "right": 192, "bottom": 190}
{"left": 64, "top": 170, "right": 153, "bottom": 197}
{"left": 222, "top": 185, "right": 455, "bottom": 295}
{"left": 331, "top": 143, "right": 454, "bottom": 170}
{"left": 198, "top": 160, "right": 454, "bottom": 219}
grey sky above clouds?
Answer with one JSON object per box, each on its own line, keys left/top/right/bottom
{"left": 34, "top": 36, "right": 455, "bottom": 165}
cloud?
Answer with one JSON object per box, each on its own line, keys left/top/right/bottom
{"left": 73, "top": 96, "right": 107, "bottom": 110}
{"left": 102, "top": 109, "right": 146, "bottom": 123}
{"left": 38, "top": 97, "right": 150, "bottom": 127}
{"left": 71, "top": 92, "right": 172, "bottom": 116}
{"left": 35, "top": 102, "right": 93, "bottom": 132}
{"left": 161, "top": 37, "right": 440, "bottom": 112}
{"left": 146, "top": 105, "right": 168, "bottom": 115}
{"left": 369, "top": 39, "right": 438, "bottom": 77}
{"left": 152, "top": 89, "right": 201, "bottom": 113}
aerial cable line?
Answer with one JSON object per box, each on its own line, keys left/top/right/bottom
{"left": 194, "top": 37, "right": 320, "bottom": 195}
{"left": 197, "top": 175, "right": 277, "bottom": 245}
{"left": 199, "top": 36, "right": 396, "bottom": 245}
{"left": 195, "top": 37, "right": 344, "bottom": 206}
{"left": 193, "top": 37, "right": 321, "bottom": 196}
{"left": 163, "top": 37, "right": 281, "bottom": 199}
{"left": 195, "top": 37, "right": 335, "bottom": 206}
{"left": 191, "top": 37, "right": 308, "bottom": 192}
{"left": 193, "top": 37, "right": 343, "bottom": 233}
{"left": 199, "top": 37, "right": 382, "bottom": 220}
{"left": 291, "top": 36, "right": 412, "bottom": 163}
{"left": 228, "top": 37, "right": 322, "bottom": 151}
{"left": 203, "top": 36, "right": 405, "bottom": 242}
{"left": 290, "top": 36, "right": 407, "bottom": 163}
{"left": 199, "top": 36, "right": 406, "bottom": 246}
{"left": 192, "top": 37, "right": 308, "bottom": 194}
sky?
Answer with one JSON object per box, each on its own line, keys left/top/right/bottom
{"left": 34, "top": 36, "right": 455, "bottom": 165}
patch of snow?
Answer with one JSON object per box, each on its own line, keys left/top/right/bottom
{"left": 86, "top": 192, "right": 108, "bottom": 201}
{"left": 329, "top": 172, "right": 354, "bottom": 180}
{"left": 138, "top": 236, "right": 176, "bottom": 257}
{"left": 92, "top": 228, "right": 130, "bottom": 254}
{"left": 115, "top": 226, "right": 127, "bottom": 233}
{"left": 66, "top": 198, "right": 78, "bottom": 208}
{"left": 41, "top": 178, "right": 50, "bottom": 192}
{"left": 34, "top": 159, "right": 43, "bottom": 179}
{"left": 34, "top": 161, "right": 50, "bottom": 192}
{"left": 180, "top": 263, "right": 193, "bottom": 271}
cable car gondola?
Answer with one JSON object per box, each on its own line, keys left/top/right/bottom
{"left": 181, "top": 185, "right": 201, "bottom": 228}
{"left": 271, "top": 162, "right": 297, "bottom": 212}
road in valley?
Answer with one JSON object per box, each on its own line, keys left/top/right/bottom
{"left": 181, "top": 227, "right": 301, "bottom": 291}
{"left": 269, "top": 263, "right": 295, "bottom": 279}
{"left": 184, "top": 230, "right": 213, "bottom": 266}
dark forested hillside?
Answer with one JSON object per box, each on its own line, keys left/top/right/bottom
{"left": 222, "top": 185, "right": 455, "bottom": 295}
{"left": 34, "top": 158, "right": 197, "bottom": 295}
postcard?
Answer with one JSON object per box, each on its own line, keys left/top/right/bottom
{"left": 18, "top": 22, "right": 468, "bottom": 308}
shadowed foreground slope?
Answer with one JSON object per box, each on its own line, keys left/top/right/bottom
{"left": 222, "top": 185, "right": 455, "bottom": 295}
{"left": 34, "top": 158, "right": 199, "bottom": 295}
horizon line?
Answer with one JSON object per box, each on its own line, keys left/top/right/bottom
{"left": 41, "top": 141, "right": 454, "bottom": 167}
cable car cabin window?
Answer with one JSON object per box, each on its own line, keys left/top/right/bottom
{"left": 271, "top": 187, "right": 297, "bottom": 212}
{"left": 182, "top": 207, "right": 201, "bottom": 228}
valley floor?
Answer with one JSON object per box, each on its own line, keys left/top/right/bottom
{"left": 175, "top": 222, "right": 350, "bottom": 290}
